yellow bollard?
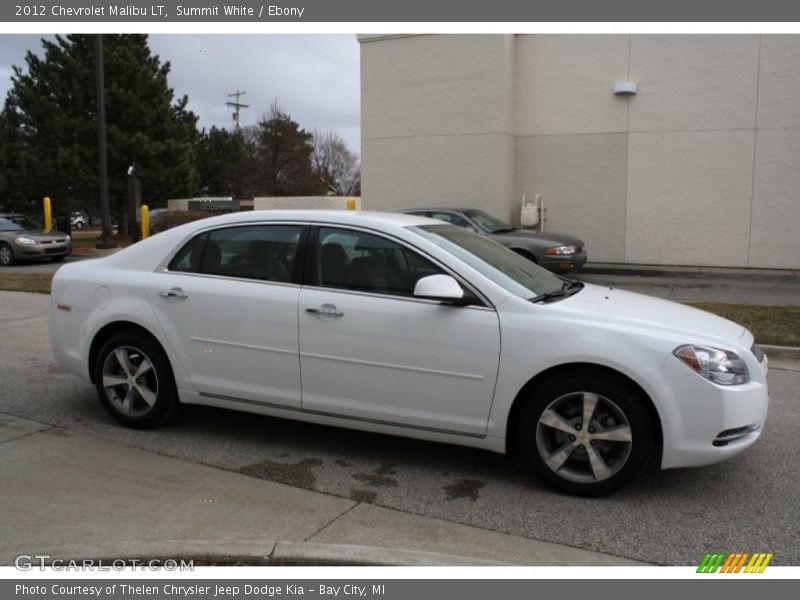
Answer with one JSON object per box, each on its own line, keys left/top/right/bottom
{"left": 141, "top": 204, "right": 150, "bottom": 239}
{"left": 346, "top": 198, "right": 356, "bottom": 211}
{"left": 43, "top": 197, "right": 52, "bottom": 233}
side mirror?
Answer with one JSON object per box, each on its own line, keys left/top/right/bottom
{"left": 413, "top": 274, "right": 468, "bottom": 305}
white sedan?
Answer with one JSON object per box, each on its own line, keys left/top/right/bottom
{"left": 49, "top": 210, "right": 769, "bottom": 495}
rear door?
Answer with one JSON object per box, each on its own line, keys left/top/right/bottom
{"left": 146, "top": 223, "right": 306, "bottom": 408}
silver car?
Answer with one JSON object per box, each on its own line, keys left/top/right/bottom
{"left": 401, "top": 208, "right": 587, "bottom": 273}
{"left": 0, "top": 213, "right": 71, "bottom": 266}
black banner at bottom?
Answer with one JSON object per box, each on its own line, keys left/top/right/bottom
{"left": 3, "top": 579, "right": 794, "bottom": 600}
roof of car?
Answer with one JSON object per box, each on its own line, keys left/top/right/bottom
{"left": 180, "top": 209, "right": 437, "bottom": 230}
{"left": 400, "top": 208, "right": 472, "bottom": 214}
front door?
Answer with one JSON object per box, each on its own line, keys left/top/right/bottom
{"left": 298, "top": 226, "right": 501, "bottom": 436}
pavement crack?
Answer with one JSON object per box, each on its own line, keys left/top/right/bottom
{"left": 0, "top": 425, "right": 55, "bottom": 446}
{"left": 303, "top": 502, "right": 359, "bottom": 542}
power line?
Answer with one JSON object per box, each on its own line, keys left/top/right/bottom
{"left": 225, "top": 90, "right": 249, "bottom": 130}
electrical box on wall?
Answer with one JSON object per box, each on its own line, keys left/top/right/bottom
{"left": 614, "top": 82, "right": 637, "bottom": 95}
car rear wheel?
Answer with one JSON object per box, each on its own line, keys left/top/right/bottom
{"left": 0, "top": 243, "right": 16, "bottom": 266}
{"left": 94, "top": 331, "right": 179, "bottom": 428}
{"left": 518, "top": 371, "right": 654, "bottom": 496}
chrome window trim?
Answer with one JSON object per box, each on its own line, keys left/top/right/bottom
{"left": 304, "top": 283, "right": 495, "bottom": 312}
{"left": 159, "top": 270, "right": 303, "bottom": 290}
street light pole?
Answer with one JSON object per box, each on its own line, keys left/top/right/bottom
{"left": 95, "top": 34, "right": 116, "bottom": 249}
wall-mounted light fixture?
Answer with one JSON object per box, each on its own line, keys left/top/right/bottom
{"left": 614, "top": 82, "right": 637, "bottom": 95}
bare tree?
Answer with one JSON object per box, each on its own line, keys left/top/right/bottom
{"left": 311, "top": 129, "right": 361, "bottom": 196}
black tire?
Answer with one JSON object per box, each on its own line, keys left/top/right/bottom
{"left": 50, "top": 256, "right": 66, "bottom": 263}
{"left": 93, "top": 330, "right": 179, "bottom": 428}
{"left": 518, "top": 371, "right": 654, "bottom": 496}
{"left": 0, "top": 243, "right": 16, "bottom": 266}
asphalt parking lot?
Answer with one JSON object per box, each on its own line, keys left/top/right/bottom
{"left": 572, "top": 272, "right": 800, "bottom": 306}
{"left": 0, "top": 290, "right": 798, "bottom": 566}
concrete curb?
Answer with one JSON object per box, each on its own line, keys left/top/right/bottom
{"left": 580, "top": 264, "right": 800, "bottom": 282}
{"left": 40, "top": 540, "right": 508, "bottom": 567}
{"left": 761, "top": 344, "right": 800, "bottom": 360}
{"left": 271, "top": 541, "right": 506, "bottom": 566}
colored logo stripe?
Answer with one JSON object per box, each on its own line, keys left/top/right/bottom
{"left": 697, "top": 553, "right": 726, "bottom": 573}
{"left": 697, "top": 552, "right": 773, "bottom": 573}
{"left": 745, "top": 553, "right": 773, "bottom": 573}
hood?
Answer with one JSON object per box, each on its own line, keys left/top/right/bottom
{"left": 493, "top": 229, "right": 584, "bottom": 247}
{"left": 17, "top": 229, "right": 69, "bottom": 241}
{"left": 559, "top": 283, "right": 745, "bottom": 343}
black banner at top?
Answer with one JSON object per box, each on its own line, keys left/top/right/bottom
{"left": 2, "top": 0, "right": 800, "bottom": 22}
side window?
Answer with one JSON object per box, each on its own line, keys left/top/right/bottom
{"left": 317, "top": 227, "right": 443, "bottom": 297}
{"left": 430, "top": 212, "right": 472, "bottom": 229}
{"left": 168, "top": 233, "right": 208, "bottom": 273}
{"left": 199, "top": 225, "right": 303, "bottom": 283}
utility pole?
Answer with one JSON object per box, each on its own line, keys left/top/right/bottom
{"left": 226, "top": 90, "right": 249, "bottom": 130}
{"left": 94, "top": 34, "right": 116, "bottom": 249}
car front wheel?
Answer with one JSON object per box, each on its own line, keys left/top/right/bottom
{"left": 0, "top": 243, "right": 16, "bottom": 266}
{"left": 94, "top": 331, "right": 179, "bottom": 428}
{"left": 518, "top": 371, "right": 654, "bottom": 496}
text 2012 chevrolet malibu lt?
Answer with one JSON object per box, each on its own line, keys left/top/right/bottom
{"left": 50, "top": 211, "right": 769, "bottom": 495}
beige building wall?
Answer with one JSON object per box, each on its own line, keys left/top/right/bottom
{"left": 360, "top": 34, "right": 516, "bottom": 219}
{"left": 360, "top": 34, "right": 800, "bottom": 269}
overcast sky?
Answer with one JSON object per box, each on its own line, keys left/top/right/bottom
{"left": 0, "top": 34, "right": 361, "bottom": 153}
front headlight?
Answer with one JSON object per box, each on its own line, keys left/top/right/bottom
{"left": 65, "top": 235, "right": 71, "bottom": 242}
{"left": 673, "top": 344, "right": 749, "bottom": 385}
{"left": 545, "top": 245, "right": 577, "bottom": 255}
{"left": 14, "top": 236, "right": 37, "bottom": 246}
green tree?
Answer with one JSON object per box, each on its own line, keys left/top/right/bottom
{"left": 251, "top": 101, "right": 324, "bottom": 197}
{"left": 0, "top": 34, "right": 197, "bottom": 224}
{"left": 195, "top": 126, "right": 254, "bottom": 198}
{"left": 0, "top": 97, "right": 36, "bottom": 212}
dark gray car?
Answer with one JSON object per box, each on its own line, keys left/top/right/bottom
{"left": 401, "top": 208, "right": 587, "bottom": 273}
{"left": 0, "top": 213, "right": 71, "bottom": 266}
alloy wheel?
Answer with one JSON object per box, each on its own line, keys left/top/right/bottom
{"left": 0, "top": 245, "right": 12, "bottom": 265}
{"left": 101, "top": 346, "right": 159, "bottom": 417}
{"left": 535, "top": 391, "right": 633, "bottom": 483}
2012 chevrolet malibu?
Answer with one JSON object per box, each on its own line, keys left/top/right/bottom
{"left": 49, "top": 211, "right": 769, "bottom": 495}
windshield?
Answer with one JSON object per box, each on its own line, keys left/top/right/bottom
{"left": 463, "top": 209, "right": 515, "bottom": 233}
{"left": 412, "top": 224, "right": 565, "bottom": 299}
{"left": 0, "top": 215, "right": 40, "bottom": 232}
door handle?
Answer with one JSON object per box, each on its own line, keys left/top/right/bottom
{"left": 160, "top": 287, "right": 189, "bottom": 299}
{"left": 306, "top": 303, "right": 344, "bottom": 317}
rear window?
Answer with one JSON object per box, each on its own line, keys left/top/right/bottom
{"left": 168, "top": 225, "right": 304, "bottom": 283}
{"left": 168, "top": 233, "right": 208, "bottom": 273}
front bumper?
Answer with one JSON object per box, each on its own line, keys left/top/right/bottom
{"left": 15, "top": 241, "right": 71, "bottom": 260}
{"left": 658, "top": 351, "right": 769, "bottom": 469}
{"left": 536, "top": 248, "right": 588, "bottom": 273}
